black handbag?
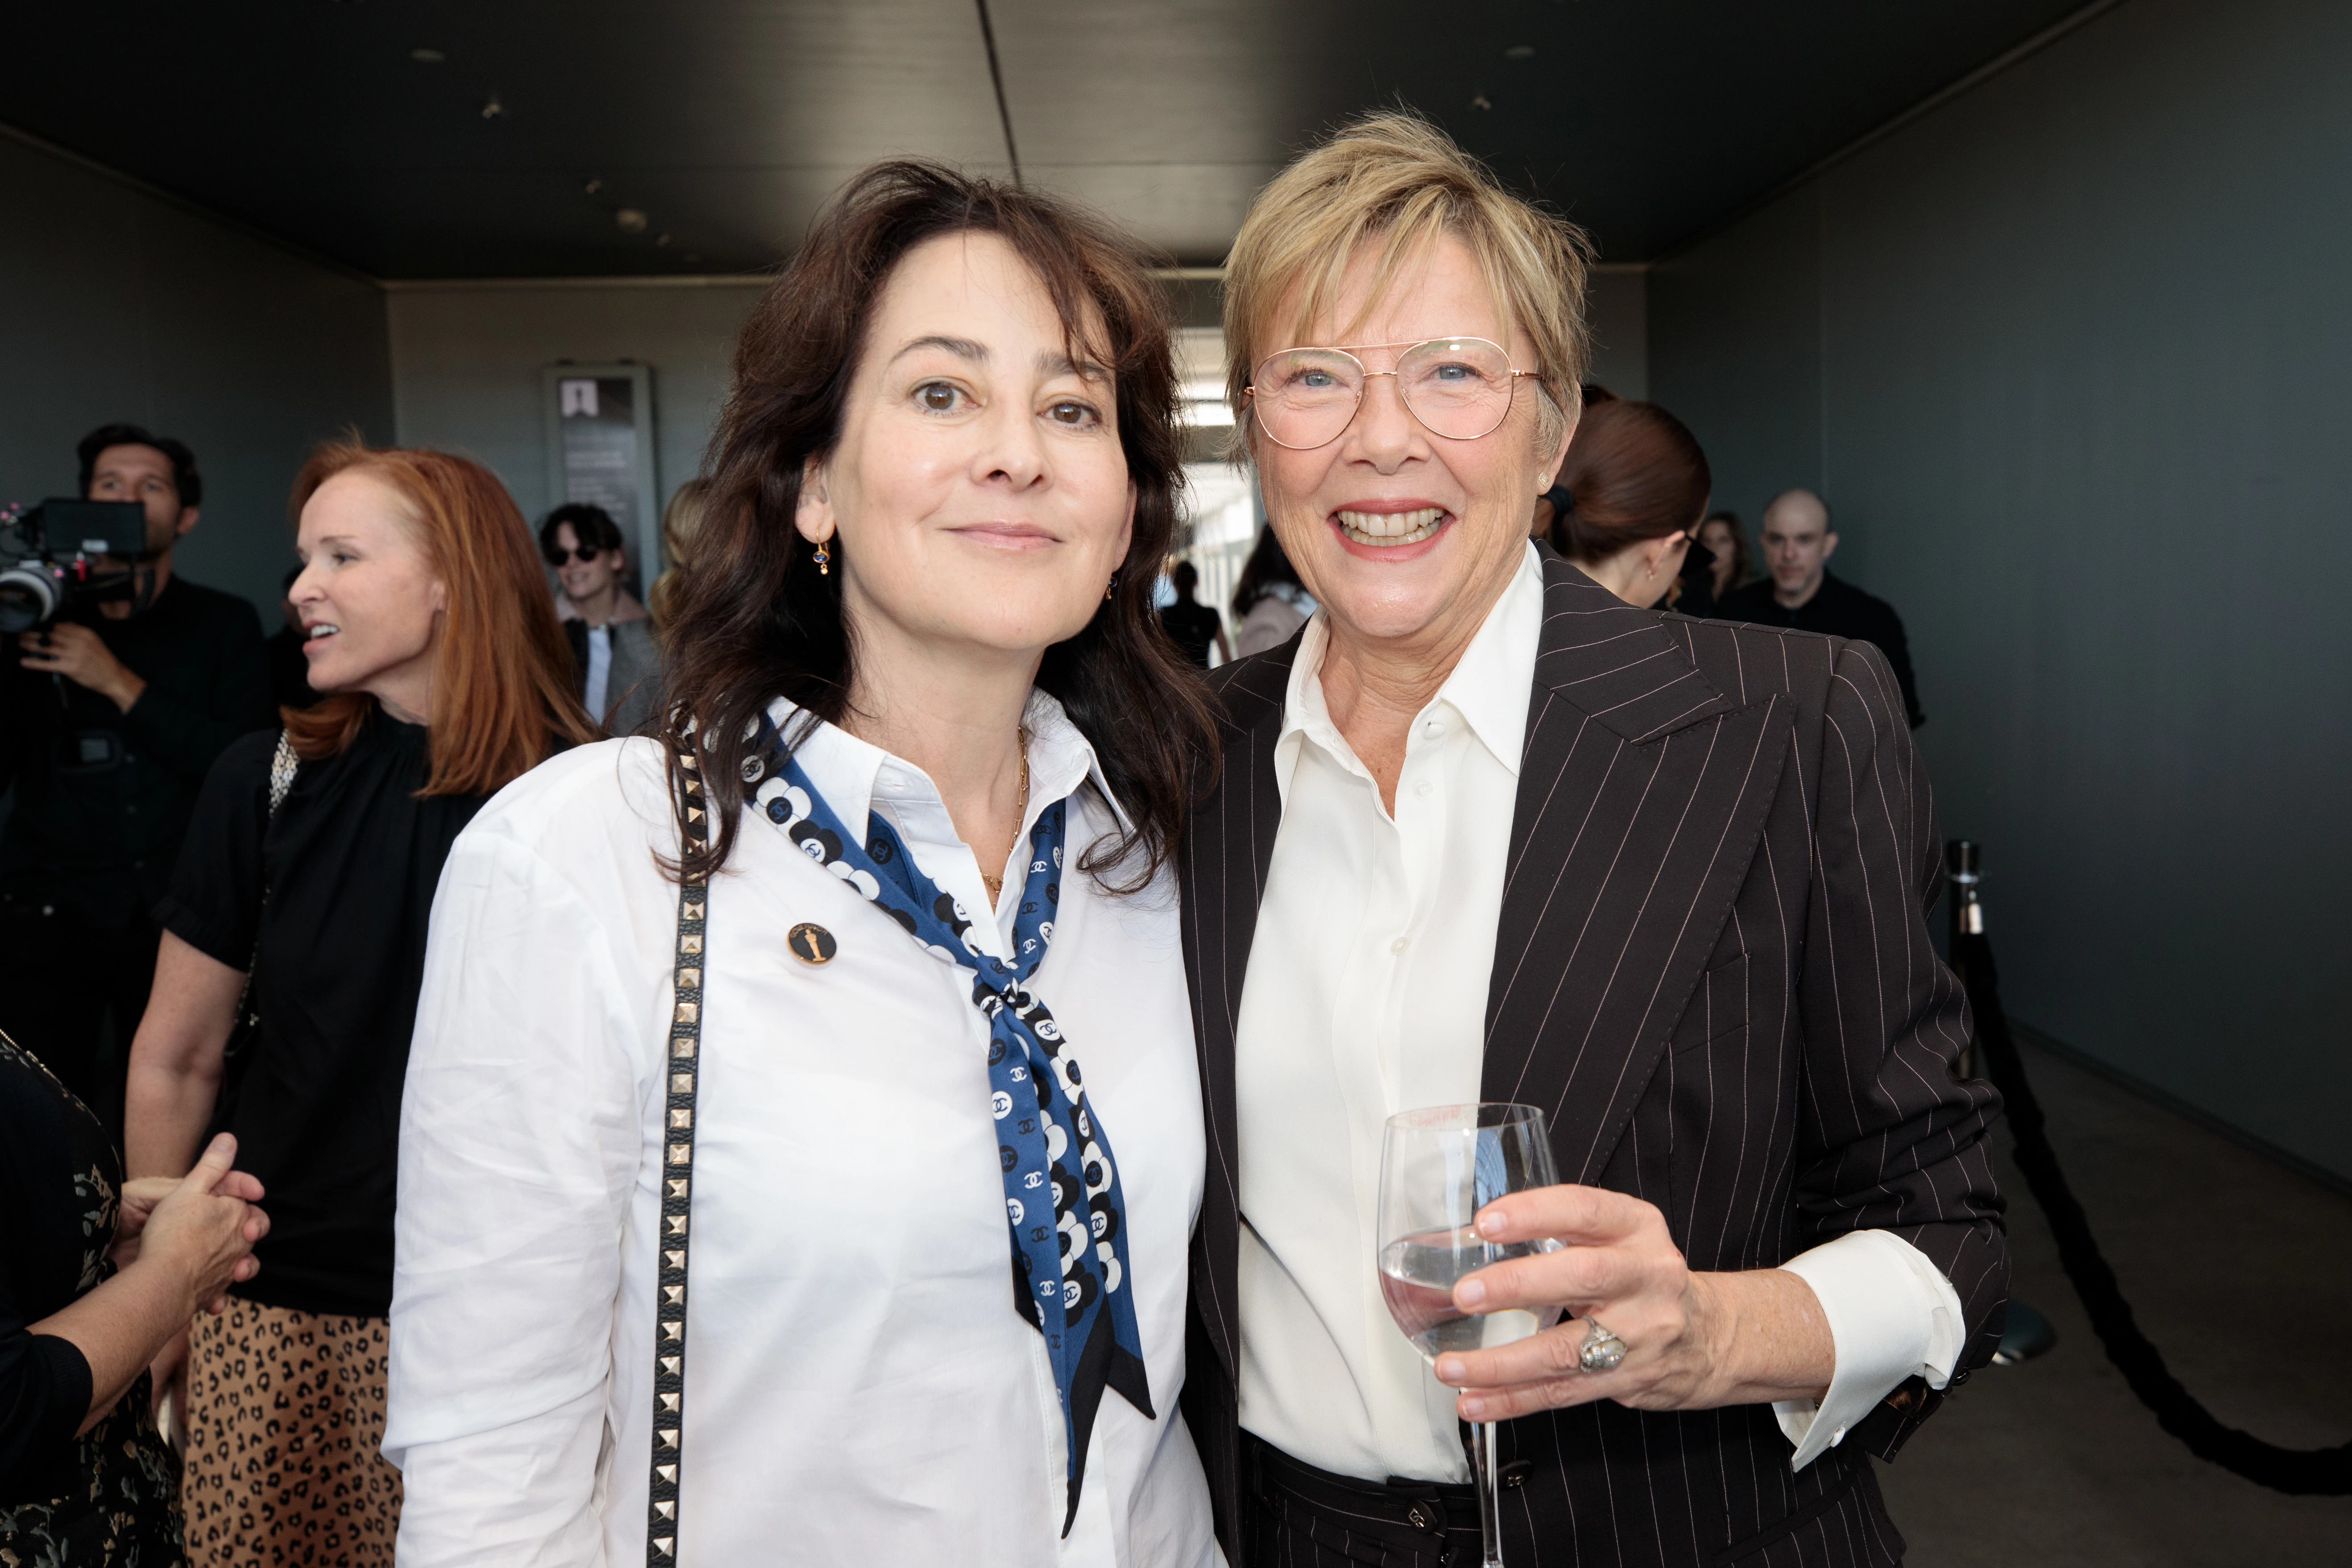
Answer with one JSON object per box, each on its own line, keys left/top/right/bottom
{"left": 645, "top": 752, "right": 710, "bottom": 1561}
{"left": 207, "top": 730, "right": 298, "bottom": 1140}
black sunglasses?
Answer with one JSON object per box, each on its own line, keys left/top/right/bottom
{"left": 545, "top": 544, "right": 605, "bottom": 566}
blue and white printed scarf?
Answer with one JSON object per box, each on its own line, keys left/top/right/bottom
{"left": 744, "top": 716, "right": 1153, "bottom": 1531}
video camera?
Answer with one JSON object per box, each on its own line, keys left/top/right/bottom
{"left": 0, "top": 499, "right": 151, "bottom": 633}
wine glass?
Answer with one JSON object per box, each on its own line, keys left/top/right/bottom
{"left": 1377, "top": 1103, "right": 1563, "bottom": 1568}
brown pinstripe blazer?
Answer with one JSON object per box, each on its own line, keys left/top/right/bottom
{"left": 1178, "top": 549, "right": 2008, "bottom": 1568}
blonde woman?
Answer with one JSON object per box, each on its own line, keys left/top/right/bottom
{"left": 1179, "top": 112, "right": 2005, "bottom": 1568}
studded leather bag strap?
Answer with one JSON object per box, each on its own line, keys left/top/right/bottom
{"left": 646, "top": 751, "right": 710, "bottom": 1564}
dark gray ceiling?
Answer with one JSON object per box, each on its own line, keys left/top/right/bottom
{"left": 0, "top": 0, "right": 2089, "bottom": 278}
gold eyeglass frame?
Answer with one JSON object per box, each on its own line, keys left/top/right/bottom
{"left": 1243, "top": 337, "right": 1545, "bottom": 450}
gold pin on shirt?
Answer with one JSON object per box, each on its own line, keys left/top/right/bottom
{"left": 787, "top": 923, "right": 838, "bottom": 965}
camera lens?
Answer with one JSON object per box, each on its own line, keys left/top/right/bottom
{"left": 0, "top": 565, "right": 61, "bottom": 633}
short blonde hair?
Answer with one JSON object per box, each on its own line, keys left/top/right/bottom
{"left": 1223, "top": 110, "right": 1594, "bottom": 452}
{"left": 660, "top": 476, "right": 712, "bottom": 567}
{"left": 647, "top": 477, "right": 712, "bottom": 630}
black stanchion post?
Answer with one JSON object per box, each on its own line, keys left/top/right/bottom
{"left": 1941, "top": 844, "right": 2352, "bottom": 1486}
{"left": 1945, "top": 839, "right": 2055, "bottom": 1363}
{"left": 1945, "top": 840, "right": 1983, "bottom": 1080}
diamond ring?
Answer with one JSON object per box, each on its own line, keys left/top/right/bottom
{"left": 1577, "top": 1317, "right": 1628, "bottom": 1373}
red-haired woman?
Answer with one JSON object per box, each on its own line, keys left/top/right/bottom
{"left": 123, "top": 442, "right": 593, "bottom": 1566}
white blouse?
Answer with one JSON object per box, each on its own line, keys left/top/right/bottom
{"left": 385, "top": 694, "right": 1216, "bottom": 1568}
{"left": 1236, "top": 545, "right": 1965, "bottom": 1484}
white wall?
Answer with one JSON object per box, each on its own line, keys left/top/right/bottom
{"left": 1649, "top": 0, "right": 2352, "bottom": 1180}
{"left": 0, "top": 131, "right": 394, "bottom": 616}
{"left": 386, "top": 280, "right": 768, "bottom": 556}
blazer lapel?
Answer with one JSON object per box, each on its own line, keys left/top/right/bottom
{"left": 1180, "top": 644, "right": 1295, "bottom": 1384}
{"left": 1481, "top": 554, "right": 1795, "bottom": 1183}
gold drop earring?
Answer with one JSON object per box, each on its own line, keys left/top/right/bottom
{"left": 1104, "top": 570, "right": 1117, "bottom": 601}
{"left": 813, "top": 537, "right": 831, "bottom": 576}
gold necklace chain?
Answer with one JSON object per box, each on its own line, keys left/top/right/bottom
{"left": 980, "top": 730, "right": 1029, "bottom": 906}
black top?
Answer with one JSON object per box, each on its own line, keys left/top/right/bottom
{"left": 1668, "top": 578, "right": 1716, "bottom": 620}
{"left": 156, "top": 710, "right": 494, "bottom": 1318}
{"left": 1158, "top": 599, "right": 1224, "bottom": 670}
{"left": 0, "top": 577, "right": 275, "bottom": 928}
{"left": 0, "top": 1031, "right": 107, "bottom": 1501}
{"left": 1670, "top": 535, "right": 1718, "bottom": 620}
{"left": 1714, "top": 570, "right": 1924, "bottom": 726}
{"left": 0, "top": 1033, "right": 179, "bottom": 1554}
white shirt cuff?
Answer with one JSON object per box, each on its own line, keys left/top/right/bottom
{"left": 1771, "top": 1230, "right": 1965, "bottom": 1469}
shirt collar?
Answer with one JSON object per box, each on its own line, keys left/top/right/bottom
{"left": 765, "top": 692, "right": 1118, "bottom": 962}
{"left": 1275, "top": 541, "right": 1545, "bottom": 796}
{"left": 765, "top": 689, "right": 1124, "bottom": 857}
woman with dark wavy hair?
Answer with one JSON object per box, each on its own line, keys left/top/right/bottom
{"left": 1697, "top": 511, "right": 1754, "bottom": 605}
{"left": 386, "top": 163, "right": 1222, "bottom": 1566}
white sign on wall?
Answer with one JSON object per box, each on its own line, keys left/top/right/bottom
{"left": 542, "top": 362, "right": 659, "bottom": 587}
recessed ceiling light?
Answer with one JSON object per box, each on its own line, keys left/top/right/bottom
{"left": 411, "top": 47, "right": 445, "bottom": 63}
{"left": 1505, "top": 44, "right": 1535, "bottom": 59}
{"left": 616, "top": 209, "right": 649, "bottom": 234}
{"left": 1470, "top": 93, "right": 1493, "bottom": 111}
{"left": 655, "top": 234, "right": 673, "bottom": 248}
{"left": 481, "top": 95, "right": 504, "bottom": 120}
{"left": 583, "top": 177, "right": 603, "bottom": 195}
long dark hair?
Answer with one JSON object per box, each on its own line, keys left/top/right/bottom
{"left": 1229, "top": 525, "right": 1303, "bottom": 620}
{"left": 1700, "top": 510, "right": 1755, "bottom": 590}
{"left": 1548, "top": 395, "right": 1712, "bottom": 562}
{"left": 659, "top": 160, "right": 1219, "bottom": 890}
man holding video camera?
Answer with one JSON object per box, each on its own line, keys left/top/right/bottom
{"left": 0, "top": 423, "right": 273, "bottom": 1141}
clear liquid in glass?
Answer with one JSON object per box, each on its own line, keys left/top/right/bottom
{"left": 1377, "top": 1101, "right": 1561, "bottom": 1568}
{"left": 1377, "top": 1228, "right": 1562, "bottom": 1360}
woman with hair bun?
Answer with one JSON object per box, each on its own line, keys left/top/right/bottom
{"left": 123, "top": 441, "right": 594, "bottom": 1566}
{"left": 1544, "top": 392, "right": 1713, "bottom": 610}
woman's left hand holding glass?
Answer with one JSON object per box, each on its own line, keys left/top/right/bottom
{"left": 1431, "top": 1185, "right": 1835, "bottom": 1420}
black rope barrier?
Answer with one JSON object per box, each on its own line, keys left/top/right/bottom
{"left": 1946, "top": 841, "right": 2352, "bottom": 1496}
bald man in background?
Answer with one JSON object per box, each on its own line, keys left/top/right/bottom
{"left": 1716, "top": 488, "right": 1924, "bottom": 726}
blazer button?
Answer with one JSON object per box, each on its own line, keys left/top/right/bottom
{"left": 1500, "top": 1460, "right": 1532, "bottom": 1489}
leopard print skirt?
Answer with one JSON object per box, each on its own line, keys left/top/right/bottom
{"left": 182, "top": 1302, "right": 402, "bottom": 1568}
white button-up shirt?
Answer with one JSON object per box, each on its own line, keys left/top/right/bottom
{"left": 387, "top": 693, "right": 1216, "bottom": 1567}
{"left": 1234, "top": 543, "right": 1964, "bottom": 1484}
{"left": 582, "top": 622, "right": 613, "bottom": 718}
